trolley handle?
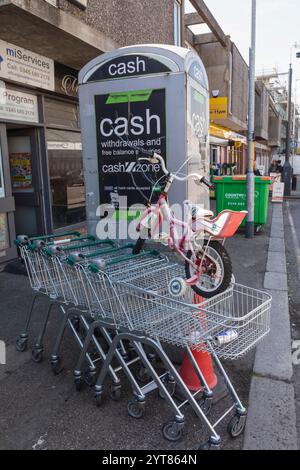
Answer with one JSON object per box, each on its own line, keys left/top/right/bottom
{"left": 66, "top": 243, "right": 135, "bottom": 265}
{"left": 79, "top": 243, "right": 135, "bottom": 259}
{"left": 102, "top": 249, "right": 160, "bottom": 267}
{"left": 27, "top": 231, "right": 82, "bottom": 243}
{"left": 88, "top": 249, "right": 160, "bottom": 273}
{"left": 55, "top": 239, "right": 115, "bottom": 254}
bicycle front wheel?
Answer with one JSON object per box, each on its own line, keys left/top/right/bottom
{"left": 185, "top": 240, "right": 232, "bottom": 299}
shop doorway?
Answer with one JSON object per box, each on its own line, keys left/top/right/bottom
{"left": 0, "top": 124, "right": 16, "bottom": 262}
{"left": 7, "top": 127, "right": 44, "bottom": 237}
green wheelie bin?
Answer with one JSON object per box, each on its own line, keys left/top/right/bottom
{"left": 213, "top": 175, "right": 271, "bottom": 231}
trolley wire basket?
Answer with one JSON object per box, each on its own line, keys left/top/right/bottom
{"left": 78, "top": 254, "right": 271, "bottom": 360}
{"left": 114, "top": 281, "right": 271, "bottom": 360}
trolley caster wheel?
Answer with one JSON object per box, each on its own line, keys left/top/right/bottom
{"left": 137, "top": 366, "right": 150, "bottom": 384}
{"left": 198, "top": 438, "right": 221, "bottom": 450}
{"left": 84, "top": 370, "right": 97, "bottom": 387}
{"left": 227, "top": 413, "right": 247, "bottom": 438}
{"left": 159, "top": 376, "right": 176, "bottom": 399}
{"left": 16, "top": 337, "right": 28, "bottom": 352}
{"left": 72, "top": 317, "right": 81, "bottom": 333}
{"left": 110, "top": 385, "right": 121, "bottom": 402}
{"left": 148, "top": 352, "right": 157, "bottom": 365}
{"left": 120, "top": 351, "right": 129, "bottom": 362}
{"left": 162, "top": 421, "right": 184, "bottom": 442}
{"left": 95, "top": 393, "right": 103, "bottom": 408}
{"left": 74, "top": 377, "right": 83, "bottom": 392}
{"left": 51, "top": 358, "right": 63, "bottom": 375}
{"left": 127, "top": 400, "right": 145, "bottom": 419}
{"left": 200, "top": 397, "right": 212, "bottom": 416}
{"left": 31, "top": 348, "right": 43, "bottom": 363}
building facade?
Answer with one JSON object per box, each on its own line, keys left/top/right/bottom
{"left": 185, "top": 3, "right": 249, "bottom": 177}
{"left": 0, "top": 0, "right": 183, "bottom": 263}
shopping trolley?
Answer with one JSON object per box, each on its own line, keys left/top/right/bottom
{"left": 15, "top": 232, "right": 115, "bottom": 359}
{"left": 74, "top": 257, "right": 271, "bottom": 449}
{"left": 50, "top": 247, "right": 171, "bottom": 394}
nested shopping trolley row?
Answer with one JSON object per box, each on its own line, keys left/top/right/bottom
{"left": 15, "top": 231, "right": 271, "bottom": 450}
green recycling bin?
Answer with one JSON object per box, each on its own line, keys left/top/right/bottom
{"left": 213, "top": 175, "right": 271, "bottom": 228}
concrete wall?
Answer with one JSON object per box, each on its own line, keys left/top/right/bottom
{"left": 231, "top": 43, "right": 248, "bottom": 130}
{"left": 58, "top": 0, "right": 176, "bottom": 46}
{"left": 196, "top": 40, "right": 248, "bottom": 132}
{"left": 268, "top": 112, "right": 281, "bottom": 148}
{"left": 196, "top": 42, "right": 229, "bottom": 97}
{"left": 255, "top": 81, "right": 269, "bottom": 141}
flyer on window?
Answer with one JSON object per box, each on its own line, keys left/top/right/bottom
{"left": 9, "top": 152, "right": 33, "bottom": 191}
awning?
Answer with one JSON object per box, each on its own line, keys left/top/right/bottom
{"left": 209, "top": 124, "right": 247, "bottom": 145}
{"left": 209, "top": 135, "right": 228, "bottom": 146}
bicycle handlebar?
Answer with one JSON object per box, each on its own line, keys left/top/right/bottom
{"left": 138, "top": 153, "right": 168, "bottom": 175}
{"left": 138, "top": 153, "right": 215, "bottom": 190}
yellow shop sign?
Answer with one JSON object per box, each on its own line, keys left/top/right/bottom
{"left": 210, "top": 97, "right": 228, "bottom": 120}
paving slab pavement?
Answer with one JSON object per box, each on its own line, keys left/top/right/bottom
{"left": 244, "top": 202, "right": 297, "bottom": 450}
{"left": 269, "top": 238, "right": 285, "bottom": 253}
{"left": 264, "top": 271, "right": 288, "bottom": 291}
{"left": 266, "top": 251, "right": 287, "bottom": 273}
{"left": 244, "top": 377, "right": 297, "bottom": 450}
{"left": 253, "top": 289, "right": 293, "bottom": 382}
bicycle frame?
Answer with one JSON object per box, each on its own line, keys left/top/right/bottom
{"left": 137, "top": 193, "right": 210, "bottom": 273}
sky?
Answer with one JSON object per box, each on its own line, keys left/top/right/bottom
{"left": 185, "top": 0, "right": 300, "bottom": 101}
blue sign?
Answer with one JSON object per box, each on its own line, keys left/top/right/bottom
{"left": 291, "top": 140, "right": 297, "bottom": 150}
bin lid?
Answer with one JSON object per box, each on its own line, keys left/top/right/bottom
{"left": 213, "top": 175, "right": 271, "bottom": 184}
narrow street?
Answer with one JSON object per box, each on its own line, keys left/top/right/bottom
{"left": 284, "top": 196, "right": 300, "bottom": 448}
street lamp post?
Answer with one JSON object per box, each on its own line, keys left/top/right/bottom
{"left": 283, "top": 44, "right": 300, "bottom": 196}
{"left": 292, "top": 79, "right": 300, "bottom": 170}
{"left": 283, "top": 62, "right": 293, "bottom": 196}
{"left": 246, "top": 0, "right": 256, "bottom": 239}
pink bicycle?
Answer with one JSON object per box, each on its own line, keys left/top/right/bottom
{"left": 133, "top": 153, "right": 247, "bottom": 298}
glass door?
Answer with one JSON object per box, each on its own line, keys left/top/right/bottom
{"left": 0, "top": 124, "right": 16, "bottom": 262}
{"left": 7, "top": 128, "right": 44, "bottom": 237}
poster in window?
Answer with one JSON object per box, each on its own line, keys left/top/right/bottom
{"left": 9, "top": 152, "right": 33, "bottom": 191}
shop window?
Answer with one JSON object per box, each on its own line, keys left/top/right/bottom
{"left": 47, "top": 129, "right": 86, "bottom": 229}
{"left": 44, "top": 98, "right": 80, "bottom": 130}
{"left": 0, "top": 213, "right": 9, "bottom": 250}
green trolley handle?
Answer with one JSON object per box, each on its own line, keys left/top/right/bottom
{"left": 88, "top": 249, "right": 160, "bottom": 273}
{"left": 66, "top": 243, "right": 135, "bottom": 266}
{"left": 27, "top": 231, "right": 82, "bottom": 242}
{"left": 52, "top": 239, "right": 114, "bottom": 254}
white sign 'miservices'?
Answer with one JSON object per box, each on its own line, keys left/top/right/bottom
{"left": 0, "top": 86, "right": 39, "bottom": 123}
{"left": 0, "top": 39, "right": 55, "bottom": 91}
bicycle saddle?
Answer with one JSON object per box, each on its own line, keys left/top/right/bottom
{"left": 184, "top": 201, "right": 214, "bottom": 219}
